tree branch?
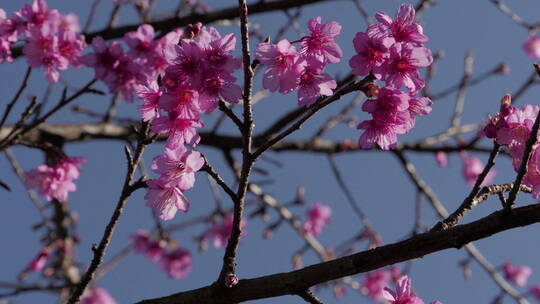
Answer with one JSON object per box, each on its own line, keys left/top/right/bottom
{"left": 137, "top": 202, "right": 540, "bottom": 304}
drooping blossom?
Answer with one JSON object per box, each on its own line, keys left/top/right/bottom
{"left": 349, "top": 24, "right": 394, "bottom": 78}
{"left": 303, "top": 201, "right": 332, "bottom": 236}
{"left": 255, "top": 39, "right": 303, "bottom": 94}
{"left": 204, "top": 214, "right": 247, "bottom": 248}
{"left": 136, "top": 81, "right": 162, "bottom": 121}
{"left": 144, "top": 179, "right": 189, "bottom": 220}
{"left": 23, "top": 23, "right": 67, "bottom": 83}
{"left": 375, "top": 3, "right": 428, "bottom": 45}
{"left": 297, "top": 60, "right": 337, "bottom": 107}
{"left": 151, "top": 146, "right": 204, "bottom": 189}
{"left": 503, "top": 260, "right": 532, "bottom": 287}
{"left": 82, "top": 287, "right": 118, "bottom": 304}
{"left": 25, "top": 156, "right": 87, "bottom": 202}
{"left": 151, "top": 114, "right": 202, "bottom": 148}
{"left": 523, "top": 36, "right": 540, "bottom": 59}
{"left": 380, "top": 43, "right": 433, "bottom": 94}
{"left": 83, "top": 37, "right": 147, "bottom": 101}
{"left": 358, "top": 87, "right": 431, "bottom": 150}
{"left": 26, "top": 248, "right": 50, "bottom": 272}
{"left": 383, "top": 275, "right": 424, "bottom": 304}
{"left": 160, "top": 248, "right": 193, "bottom": 279}
{"left": 360, "top": 269, "right": 391, "bottom": 302}
{"left": 461, "top": 153, "right": 496, "bottom": 188}
{"left": 301, "top": 16, "right": 343, "bottom": 64}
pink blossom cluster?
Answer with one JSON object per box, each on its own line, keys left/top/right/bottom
{"left": 350, "top": 4, "right": 433, "bottom": 150}
{"left": 82, "top": 287, "right": 118, "bottom": 304}
{"left": 460, "top": 152, "right": 496, "bottom": 188}
{"left": 84, "top": 24, "right": 183, "bottom": 102}
{"left": 383, "top": 275, "right": 441, "bottom": 304}
{"left": 481, "top": 96, "right": 540, "bottom": 197}
{"left": 203, "top": 214, "right": 247, "bottom": 249}
{"left": 303, "top": 201, "right": 332, "bottom": 236}
{"left": 144, "top": 145, "right": 204, "bottom": 220}
{"left": 0, "top": 0, "right": 86, "bottom": 82}
{"left": 130, "top": 230, "right": 193, "bottom": 279}
{"left": 25, "top": 156, "right": 87, "bottom": 202}
{"left": 255, "top": 16, "right": 341, "bottom": 107}
{"left": 138, "top": 25, "right": 243, "bottom": 220}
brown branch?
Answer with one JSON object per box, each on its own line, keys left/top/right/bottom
{"left": 218, "top": 0, "right": 255, "bottom": 283}
{"left": 394, "top": 151, "right": 528, "bottom": 304}
{"left": 66, "top": 122, "right": 152, "bottom": 304}
{"left": 137, "top": 202, "right": 540, "bottom": 304}
{"left": 0, "top": 122, "right": 497, "bottom": 155}
{"left": 298, "top": 289, "right": 325, "bottom": 304}
{"left": 489, "top": 0, "right": 538, "bottom": 30}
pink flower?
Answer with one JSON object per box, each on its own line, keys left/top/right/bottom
{"left": 25, "top": 156, "right": 86, "bottom": 202}
{"left": 159, "top": 248, "right": 193, "bottom": 279}
{"left": 523, "top": 36, "right": 540, "bottom": 59}
{"left": 202, "top": 32, "right": 241, "bottom": 74}
{"left": 159, "top": 85, "right": 200, "bottom": 118}
{"left": 530, "top": 285, "right": 540, "bottom": 301}
{"left": 15, "top": 0, "right": 60, "bottom": 32}
{"left": 461, "top": 154, "right": 496, "bottom": 188}
{"left": 151, "top": 113, "right": 202, "bottom": 148}
{"left": 303, "top": 202, "right": 332, "bottom": 236}
{"left": 145, "top": 179, "right": 189, "bottom": 220}
{"left": 204, "top": 214, "right": 247, "bottom": 248}
{"left": 199, "top": 72, "right": 242, "bottom": 107}
{"left": 375, "top": 4, "right": 428, "bottom": 45}
{"left": 301, "top": 16, "right": 343, "bottom": 64}
{"left": 435, "top": 152, "right": 448, "bottom": 168}
{"left": 130, "top": 229, "right": 151, "bottom": 253}
{"left": 151, "top": 146, "right": 204, "bottom": 189}
{"left": 380, "top": 43, "right": 432, "bottom": 94}
{"left": 136, "top": 81, "right": 162, "bottom": 121}
{"left": 27, "top": 248, "right": 50, "bottom": 272}
{"left": 83, "top": 37, "right": 146, "bottom": 101}
{"left": 383, "top": 275, "right": 424, "bottom": 304}
{"left": 82, "top": 287, "right": 117, "bottom": 304}
{"left": 297, "top": 60, "right": 337, "bottom": 107}
{"left": 350, "top": 24, "right": 395, "bottom": 78}
{"left": 23, "top": 23, "right": 67, "bottom": 83}
{"left": 360, "top": 269, "right": 391, "bottom": 301}
{"left": 357, "top": 87, "right": 416, "bottom": 150}
{"left": 503, "top": 260, "right": 532, "bottom": 287}
{"left": 256, "top": 39, "right": 303, "bottom": 94}
{"left": 129, "top": 230, "right": 165, "bottom": 261}
{"left": 58, "top": 29, "right": 86, "bottom": 67}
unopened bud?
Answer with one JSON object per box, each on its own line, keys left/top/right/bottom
{"left": 366, "top": 84, "right": 380, "bottom": 98}
{"left": 496, "top": 63, "right": 510, "bottom": 75}
{"left": 182, "top": 23, "right": 203, "bottom": 40}
{"left": 500, "top": 94, "right": 512, "bottom": 106}
{"left": 224, "top": 272, "right": 238, "bottom": 288}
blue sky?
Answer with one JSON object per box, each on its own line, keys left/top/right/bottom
{"left": 2, "top": 0, "right": 540, "bottom": 303}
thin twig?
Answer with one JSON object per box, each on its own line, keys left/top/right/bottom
{"left": 432, "top": 143, "right": 501, "bottom": 231}
{"left": 66, "top": 122, "right": 152, "bottom": 304}
{"left": 0, "top": 67, "right": 32, "bottom": 130}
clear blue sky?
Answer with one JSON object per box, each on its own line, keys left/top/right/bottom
{"left": 2, "top": 0, "right": 540, "bottom": 303}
